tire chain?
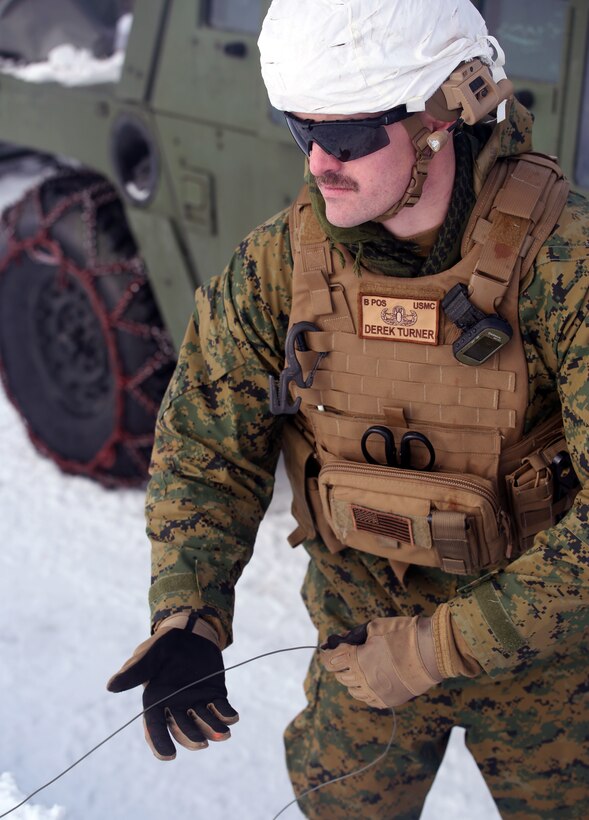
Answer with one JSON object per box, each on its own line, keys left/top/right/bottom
{"left": 0, "top": 169, "right": 177, "bottom": 486}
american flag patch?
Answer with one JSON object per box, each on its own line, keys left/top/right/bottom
{"left": 351, "top": 505, "right": 414, "bottom": 544}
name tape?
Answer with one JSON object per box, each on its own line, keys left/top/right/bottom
{"left": 359, "top": 295, "right": 440, "bottom": 345}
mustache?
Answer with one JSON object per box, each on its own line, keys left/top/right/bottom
{"left": 314, "top": 171, "right": 358, "bottom": 191}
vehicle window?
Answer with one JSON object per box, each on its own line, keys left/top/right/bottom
{"left": 483, "top": 0, "right": 568, "bottom": 84}
{"left": 574, "top": 45, "right": 589, "bottom": 188}
{"left": 206, "top": 0, "right": 262, "bottom": 35}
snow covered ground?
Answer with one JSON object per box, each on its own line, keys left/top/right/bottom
{"left": 0, "top": 173, "right": 502, "bottom": 820}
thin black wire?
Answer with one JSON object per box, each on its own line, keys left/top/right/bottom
{"left": 272, "top": 710, "right": 397, "bottom": 819}
{"left": 0, "top": 645, "right": 318, "bottom": 819}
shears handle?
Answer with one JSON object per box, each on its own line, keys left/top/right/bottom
{"left": 399, "top": 432, "right": 436, "bottom": 472}
{"left": 360, "top": 425, "right": 397, "bottom": 466}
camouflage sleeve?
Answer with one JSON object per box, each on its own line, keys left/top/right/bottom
{"left": 449, "top": 193, "right": 589, "bottom": 676}
{"left": 146, "top": 209, "right": 293, "bottom": 646}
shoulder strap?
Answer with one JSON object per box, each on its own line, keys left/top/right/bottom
{"left": 291, "top": 153, "right": 569, "bottom": 319}
{"left": 461, "top": 153, "right": 570, "bottom": 313}
{"left": 289, "top": 186, "right": 337, "bottom": 318}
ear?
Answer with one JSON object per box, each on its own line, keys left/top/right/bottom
{"left": 418, "top": 111, "right": 453, "bottom": 132}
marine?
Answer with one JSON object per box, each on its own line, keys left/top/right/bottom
{"left": 108, "top": 1, "right": 589, "bottom": 817}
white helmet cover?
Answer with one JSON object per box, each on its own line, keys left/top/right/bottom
{"left": 258, "top": 0, "right": 506, "bottom": 115}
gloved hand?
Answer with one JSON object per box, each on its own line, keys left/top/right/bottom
{"left": 107, "top": 612, "right": 239, "bottom": 760}
{"left": 320, "top": 616, "right": 443, "bottom": 709}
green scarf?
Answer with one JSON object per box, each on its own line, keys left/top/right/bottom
{"left": 307, "top": 129, "right": 481, "bottom": 277}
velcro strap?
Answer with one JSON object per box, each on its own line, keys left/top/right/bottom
{"left": 302, "top": 269, "right": 333, "bottom": 315}
{"left": 431, "top": 510, "right": 471, "bottom": 575}
{"left": 471, "top": 581, "right": 525, "bottom": 652}
{"left": 494, "top": 160, "right": 552, "bottom": 219}
{"left": 301, "top": 242, "right": 331, "bottom": 273}
{"left": 472, "top": 211, "right": 530, "bottom": 312}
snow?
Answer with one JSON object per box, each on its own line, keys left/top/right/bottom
{"left": 0, "top": 774, "right": 63, "bottom": 820}
{"left": 0, "top": 14, "right": 132, "bottom": 86}
{"left": 0, "top": 44, "right": 125, "bottom": 86}
{"left": 0, "top": 172, "right": 501, "bottom": 819}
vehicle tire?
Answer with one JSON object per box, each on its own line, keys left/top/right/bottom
{"left": 0, "top": 169, "right": 176, "bottom": 486}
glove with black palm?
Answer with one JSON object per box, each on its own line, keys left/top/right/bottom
{"left": 107, "top": 612, "right": 239, "bottom": 760}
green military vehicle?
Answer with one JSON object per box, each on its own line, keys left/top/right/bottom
{"left": 0, "top": 0, "right": 587, "bottom": 485}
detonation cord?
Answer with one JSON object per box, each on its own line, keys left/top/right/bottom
{"left": 0, "top": 644, "right": 396, "bottom": 819}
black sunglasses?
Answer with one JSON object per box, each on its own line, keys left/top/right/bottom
{"left": 284, "top": 105, "right": 412, "bottom": 162}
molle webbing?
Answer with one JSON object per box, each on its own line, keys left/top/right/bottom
{"left": 295, "top": 328, "right": 518, "bottom": 430}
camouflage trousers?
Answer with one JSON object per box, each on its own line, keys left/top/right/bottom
{"left": 284, "top": 539, "right": 589, "bottom": 819}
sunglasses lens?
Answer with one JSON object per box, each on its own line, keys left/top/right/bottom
{"left": 316, "top": 123, "right": 390, "bottom": 161}
{"left": 284, "top": 115, "right": 391, "bottom": 162}
{"left": 285, "top": 116, "right": 313, "bottom": 155}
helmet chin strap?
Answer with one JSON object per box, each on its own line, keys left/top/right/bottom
{"left": 372, "top": 115, "right": 451, "bottom": 223}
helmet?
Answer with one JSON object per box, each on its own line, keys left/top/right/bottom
{"left": 258, "top": 0, "right": 513, "bottom": 219}
{"left": 258, "top": 0, "right": 508, "bottom": 117}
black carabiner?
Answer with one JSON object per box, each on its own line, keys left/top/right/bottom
{"left": 269, "top": 322, "right": 327, "bottom": 415}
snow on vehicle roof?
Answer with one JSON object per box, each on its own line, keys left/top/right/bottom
{"left": 0, "top": 13, "right": 131, "bottom": 86}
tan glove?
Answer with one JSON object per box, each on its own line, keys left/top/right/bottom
{"left": 320, "top": 606, "right": 481, "bottom": 709}
{"left": 321, "top": 616, "right": 442, "bottom": 709}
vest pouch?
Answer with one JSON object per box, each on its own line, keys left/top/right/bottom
{"left": 317, "top": 460, "right": 509, "bottom": 575}
{"left": 505, "top": 433, "right": 579, "bottom": 553}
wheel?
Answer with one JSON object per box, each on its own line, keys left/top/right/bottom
{"left": 0, "top": 169, "right": 176, "bottom": 486}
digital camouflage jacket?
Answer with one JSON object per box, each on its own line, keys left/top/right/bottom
{"left": 146, "top": 102, "right": 589, "bottom": 678}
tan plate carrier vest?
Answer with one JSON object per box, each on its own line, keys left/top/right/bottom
{"left": 281, "top": 152, "right": 578, "bottom": 576}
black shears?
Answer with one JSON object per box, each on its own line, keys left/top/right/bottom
{"left": 360, "top": 425, "right": 436, "bottom": 471}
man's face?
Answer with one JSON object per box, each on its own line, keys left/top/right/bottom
{"left": 299, "top": 112, "right": 415, "bottom": 228}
